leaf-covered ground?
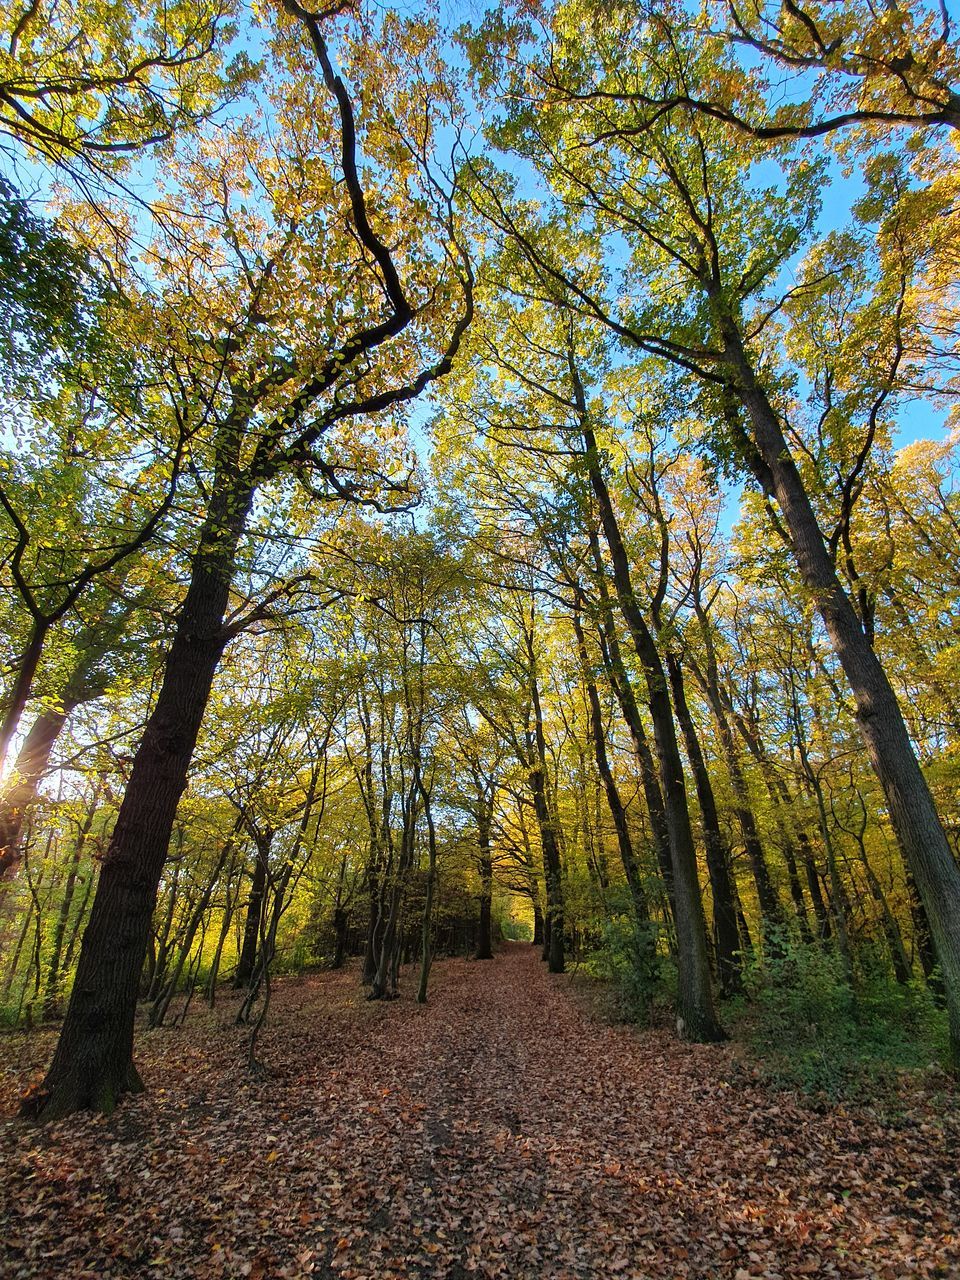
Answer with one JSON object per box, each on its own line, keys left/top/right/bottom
{"left": 1, "top": 943, "right": 958, "bottom": 1279}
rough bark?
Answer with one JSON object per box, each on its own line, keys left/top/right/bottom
{"left": 716, "top": 307, "right": 960, "bottom": 1062}
{"left": 25, "top": 459, "right": 254, "bottom": 1120}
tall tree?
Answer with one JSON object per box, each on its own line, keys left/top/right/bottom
{"left": 465, "top": 6, "right": 960, "bottom": 1064}
{"left": 25, "top": 6, "right": 472, "bottom": 1119}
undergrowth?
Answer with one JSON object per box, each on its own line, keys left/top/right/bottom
{"left": 581, "top": 924, "right": 951, "bottom": 1104}
{"left": 729, "top": 938, "right": 950, "bottom": 1103}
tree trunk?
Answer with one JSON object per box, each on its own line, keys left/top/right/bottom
{"left": 582, "top": 424, "right": 723, "bottom": 1041}
{"left": 797, "top": 828, "right": 832, "bottom": 941}
{"left": 726, "top": 697, "right": 813, "bottom": 941}
{"left": 541, "top": 909, "right": 551, "bottom": 963}
{"left": 417, "top": 781, "right": 439, "bottom": 1003}
{"left": 25, "top": 459, "right": 254, "bottom": 1120}
{"left": 532, "top": 900, "right": 544, "bottom": 946}
{"left": 145, "top": 858, "right": 181, "bottom": 1003}
{"left": 371, "top": 778, "right": 418, "bottom": 1000}
{"left": 665, "top": 651, "right": 741, "bottom": 995}
{"left": 572, "top": 604, "right": 650, "bottom": 926}
{"left": 589, "top": 527, "right": 676, "bottom": 921}
{"left": 362, "top": 858, "right": 381, "bottom": 986}
{"left": 234, "top": 835, "right": 270, "bottom": 989}
{"left": 717, "top": 307, "right": 960, "bottom": 1065}
{"left": 904, "top": 864, "right": 944, "bottom": 998}
{"left": 475, "top": 799, "right": 494, "bottom": 960}
{"left": 332, "top": 907, "right": 349, "bottom": 969}
{"left": 0, "top": 703, "right": 74, "bottom": 883}
{"left": 0, "top": 620, "right": 50, "bottom": 778}
{"left": 42, "top": 799, "right": 97, "bottom": 1019}
{"left": 238, "top": 854, "right": 293, "bottom": 1024}
{"left": 60, "top": 869, "right": 95, "bottom": 980}
{"left": 206, "top": 897, "right": 235, "bottom": 1006}
{"left": 687, "top": 638, "right": 784, "bottom": 943}
{"left": 152, "top": 834, "right": 234, "bottom": 1027}
{"left": 527, "top": 652, "right": 565, "bottom": 975}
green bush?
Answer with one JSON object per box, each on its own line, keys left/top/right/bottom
{"left": 732, "top": 937, "right": 949, "bottom": 1100}
{"left": 584, "top": 913, "right": 663, "bottom": 1024}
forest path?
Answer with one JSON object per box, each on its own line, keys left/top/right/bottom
{"left": 1, "top": 942, "right": 958, "bottom": 1279}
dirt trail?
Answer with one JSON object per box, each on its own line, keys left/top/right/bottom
{"left": 1, "top": 943, "right": 957, "bottom": 1278}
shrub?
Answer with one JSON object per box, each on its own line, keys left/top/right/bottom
{"left": 732, "top": 937, "right": 949, "bottom": 1100}
{"left": 584, "top": 913, "right": 664, "bottom": 1024}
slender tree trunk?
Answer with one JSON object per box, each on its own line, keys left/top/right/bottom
{"left": 43, "top": 801, "right": 97, "bottom": 1018}
{"left": 1, "top": 862, "right": 37, "bottom": 1001}
{"left": 862, "top": 851, "right": 912, "bottom": 985}
{"left": 362, "top": 857, "right": 381, "bottom": 985}
{"left": 475, "top": 798, "right": 494, "bottom": 960}
{"left": 371, "top": 876, "right": 404, "bottom": 999}
{"left": 589, "top": 527, "right": 676, "bottom": 920}
{"left": 238, "top": 854, "right": 293, "bottom": 1024}
{"left": 718, "top": 308, "right": 960, "bottom": 1065}
{"left": 147, "top": 859, "right": 182, "bottom": 1002}
{"left": 665, "top": 652, "right": 741, "bottom": 995}
{"left": 541, "top": 909, "right": 551, "bottom": 963}
{"left": 207, "top": 898, "right": 235, "bottom": 1006}
{"left": 175, "top": 914, "right": 209, "bottom": 1027}
{"left": 532, "top": 900, "right": 544, "bottom": 946}
{"left": 331, "top": 851, "right": 350, "bottom": 968}
{"left": 687, "top": 640, "right": 784, "bottom": 942}
{"left": 736, "top": 897, "right": 754, "bottom": 959}
{"left": 793, "top": 715, "right": 855, "bottom": 986}
{"left": 0, "top": 637, "right": 120, "bottom": 886}
{"left": 417, "top": 782, "right": 439, "bottom": 1003}
{"left": 527, "top": 653, "right": 564, "bottom": 975}
{"left": 572, "top": 604, "right": 650, "bottom": 926}
{"left": 904, "top": 863, "right": 943, "bottom": 997}
{"left": 23, "top": 856, "right": 51, "bottom": 1023}
{"left": 797, "top": 828, "right": 832, "bottom": 941}
{"left": 0, "top": 703, "right": 74, "bottom": 883}
{"left": 581, "top": 423, "right": 723, "bottom": 1041}
{"left": 0, "top": 621, "right": 50, "bottom": 777}
{"left": 152, "top": 834, "right": 234, "bottom": 1027}
{"left": 234, "top": 835, "right": 270, "bottom": 989}
{"left": 241, "top": 762, "right": 320, "bottom": 1016}
{"left": 60, "top": 869, "right": 94, "bottom": 979}
{"left": 371, "top": 781, "right": 417, "bottom": 1000}
{"left": 758, "top": 773, "right": 813, "bottom": 941}
{"left": 25, "top": 460, "right": 254, "bottom": 1120}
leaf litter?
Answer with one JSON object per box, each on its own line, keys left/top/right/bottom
{"left": 1, "top": 942, "right": 957, "bottom": 1278}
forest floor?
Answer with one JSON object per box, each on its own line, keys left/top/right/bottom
{"left": 1, "top": 943, "right": 958, "bottom": 1280}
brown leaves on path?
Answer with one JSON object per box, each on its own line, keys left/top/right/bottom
{"left": 1, "top": 942, "right": 958, "bottom": 1279}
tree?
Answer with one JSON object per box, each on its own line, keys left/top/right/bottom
{"left": 464, "top": 4, "right": 960, "bottom": 1065}
{"left": 24, "top": 4, "right": 473, "bottom": 1119}
{"left": 0, "top": 0, "right": 254, "bottom": 175}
